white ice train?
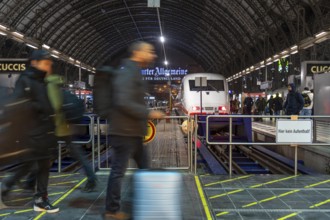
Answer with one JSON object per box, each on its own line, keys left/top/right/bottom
{"left": 175, "top": 73, "right": 230, "bottom": 116}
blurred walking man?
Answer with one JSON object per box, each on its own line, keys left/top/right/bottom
{"left": 104, "top": 42, "right": 163, "bottom": 219}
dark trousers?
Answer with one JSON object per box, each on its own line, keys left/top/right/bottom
{"left": 64, "top": 137, "right": 96, "bottom": 183}
{"left": 5, "top": 159, "right": 50, "bottom": 199}
{"left": 105, "top": 135, "right": 148, "bottom": 212}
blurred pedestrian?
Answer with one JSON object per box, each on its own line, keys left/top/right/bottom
{"left": 273, "top": 93, "right": 283, "bottom": 117}
{"left": 255, "top": 96, "right": 267, "bottom": 121}
{"left": 104, "top": 41, "right": 164, "bottom": 219}
{"left": 243, "top": 95, "right": 253, "bottom": 115}
{"left": 283, "top": 83, "right": 304, "bottom": 115}
{"left": 1, "top": 50, "right": 59, "bottom": 213}
{"left": 267, "top": 96, "right": 275, "bottom": 121}
{"left": 300, "top": 87, "right": 313, "bottom": 116}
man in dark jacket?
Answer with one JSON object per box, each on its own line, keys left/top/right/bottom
{"left": 283, "top": 83, "right": 304, "bottom": 115}
{"left": 243, "top": 95, "right": 253, "bottom": 115}
{"left": 105, "top": 41, "right": 163, "bottom": 219}
{"left": 1, "top": 50, "right": 59, "bottom": 213}
{"left": 273, "top": 93, "right": 283, "bottom": 116}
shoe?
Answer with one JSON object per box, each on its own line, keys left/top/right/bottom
{"left": 104, "top": 211, "right": 130, "bottom": 220}
{"left": 81, "top": 180, "right": 97, "bottom": 192}
{"left": 34, "top": 198, "right": 59, "bottom": 213}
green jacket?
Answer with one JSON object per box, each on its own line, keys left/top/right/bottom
{"left": 45, "top": 74, "right": 71, "bottom": 137}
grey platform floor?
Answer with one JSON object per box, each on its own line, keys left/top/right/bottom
{"left": 0, "top": 172, "right": 205, "bottom": 220}
{"left": 200, "top": 174, "right": 330, "bottom": 220}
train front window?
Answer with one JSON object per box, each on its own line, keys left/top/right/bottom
{"left": 189, "top": 80, "right": 224, "bottom": 91}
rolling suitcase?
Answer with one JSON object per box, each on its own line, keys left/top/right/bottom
{"left": 133, "top": 170, "right": 183, "bottom": 220}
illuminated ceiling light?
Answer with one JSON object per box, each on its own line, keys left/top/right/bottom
{"left": 291, "top": 45, "right": 298, "bottom": 50}
{"left": 273, "top": 54, "right": 279, "bottom": 58}
{"left": 315, "top": 31, "right": 327, "bottom": 38}
{"left": 0, "top": 31, "right": 7, "bottom": 36}
{"left": 52, "top": 50, "right": 60, "bottom": 54}
{"left": 75, "top": 64, "right": 80, "bottom": 67}
{"left": 266, "top": 57, "right": 272, "bottom": 61}
{"left": 274, "top": 58, "right": 279, "bottom": 62}
{"left": 51, "top": 54, "right": 59, "bottom": 59}
{"left": 164, "top": 60, "right": 168, "bottom": 65}
{"left": 69, "top": 57, "right": 74, "bottom": 61}
{"left": 300, "top": 42, "right": 314, "bottom": 49}
{"left": 315, "top": 36, "right": 330, "bottom": 44}
{"left": 76, "top": 60, "right": 81, "bottom": 64}
{"left": 266, "top": 62, "right": 272, "bottom": 66}
{"left": 290, "top": 50, "right": 298, "bottom": 55}
{"left": 281, "top": 50, "right": 288, "bottom": 54}
{"left": 12, "top": 37, "right": 24, "bottom": 43}
{"left": 260, "top": 61, "right": 265, "bottom": 65}
{"left": 12, "top": 31, "right": 24, "bottom": 38}
{"left": 42, "top": 44, "right": 50, "bottom": 49}
{"left": 281, "top": 54, "right": 290, "bottom": 58}
{"left": 160, "top": 36, "right": 165, "bottom": 43}
{"left": 26, "top": 43, "right": 38, "bottom": 49}
{"left": 0, "top": 24, "right": 7, "bottom": 30}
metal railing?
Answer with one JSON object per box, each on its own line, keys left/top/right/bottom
{"left": 203, "top": 115, "right": 330, "bottom": 176}
{"left": 97, "top": 115, "right": 194, "bottom": 171}
{"left": 57, "top": 114, "right": 96, "bottom": 173}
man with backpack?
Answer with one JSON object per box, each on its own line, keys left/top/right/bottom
{"left": 96, "top": 41, "right": 164, "bottom": 219}
{"left": 283, "top": 83, "right": 304, "bottom": 115}
{"left": 300, "top": 87, "right": 313, "bottom": 116}
{"left": 1, "top": 50, "right": 59, "bottom": 213}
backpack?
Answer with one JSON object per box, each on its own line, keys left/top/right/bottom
{"left": 302, "top": 93, "right": 311, "bottom": 107}
{"left": 93, "top": 66, "right": 116, "bottom": 118}
{"left": 61, "top": 90, "right": 85, "bottom": 124}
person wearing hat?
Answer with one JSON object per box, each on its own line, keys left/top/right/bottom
{"left": 1, "top": 50, "right": 59, "bottom": 213}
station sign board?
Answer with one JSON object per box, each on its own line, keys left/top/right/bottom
{"left": 141, "top": 67, "right": 188, "bottom": 81}
{"left": 276, "top": 119, "right": 313, "bottom": 144}
{"left": 0, "top": 59, "right": 29, "bottom": 74}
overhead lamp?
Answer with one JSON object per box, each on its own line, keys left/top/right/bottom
{"left": 42, "top": 44, "right": 50, "bottom": 49}
{"left": 281, "top": 50, "right": 288, "bottom": 54}
{"left": 160, "top": 36, "right": 165, "bottom": 43}
{"left": 76, "top": 60, "right": 81, "bottom": 64}
{"left": 0, "top": 31, "right": 7, "bottom": 36}
{"left": 266, "top": 62, "right": 272, "bottom": 66}
{"left": 12, "top": 31, "right": 24, "bottom": 38}
{"left": 266, "top": 57, "right": 272, "bottom": 62}
{"left": 260, "top": 61, "right": 265, "bottom": 65}
{"left": 273, "top": 54, "right": 279, "bottom": 58}
{"left": 164, "top": 60, "right": 168, "bottom": 65}
{"left": 51, "top": 54, "right": 59, "bottom": 59}
{"left": 69, "top": 57, "right": 74, "bottom": 61}
{"left": 274, "top": 58, "right": 279, "bottom": 62}
{"left": 26, "top": 43, "right": 38, "bottom": 49}
{"left": 315, "top": 31, "right": 327, "bottom": 38}
{"left": 0, "top": 24, "right": 7, "bottom": 30}
{"left": 290, "top": 50, "right": 298, "bottom": 55}
{"left": 52, "top": 50, "right": 60, "bottom": 54}
{"left": 300, "top": 42, "right": 314, "bottom": 49}
{"left": 291, "top": 45, "right": 298, "bottom": 50}
{"left": 315, "top": 35, "right": 330, "bottom": 44}
{"left": 281, "top": 54, "right": 290, "bottom": 58}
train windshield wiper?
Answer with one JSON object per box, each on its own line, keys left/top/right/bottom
{"left": 208, "top": 83, "right": 219, "bottom": 93}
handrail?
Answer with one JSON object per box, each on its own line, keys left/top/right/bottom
{"left": 203, "top": 114, "right": 330, "bottom": 176}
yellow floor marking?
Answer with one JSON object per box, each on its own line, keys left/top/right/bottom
{"left": 33, "top": 177, "right": 87, "bottom": 220}
{"left": 195, "top": 176, "right": 213, "bottom": 220}
{"left": 0, "top": 213, "right": 10, "bottom": 217}
{"left": 210, "top": 189, "right": 244, "bottom": 199}
{"left": 249, "top": 175, "right": 299, "bottom": 188}
{"left": 216, "top": 211, "right": 229, "bottom": 217}
{"left": 49, "top": 173, "right": 78, "bottom": 179}
{"left": 277, "top": 212, "right": 299, "bottom": 220}
{"left": 14, "top": 209, "right": 33, "bottom": 214}
{"left": 310, "top": 198, "right": 330, "bottom": 208}
{"left": 210, "top": 175, "right": 299, "bottom": 200}
{"left": 49, "top": 180, "right": 79, "bottom": 186}
{"left": 204, "top": 175, "right": 253, "bottom": 187}
{"left": 304, "top": 179, "right": 330, "bottom": 188}
{"left": 6, "top": 192, "right": 65, "bottom": 203}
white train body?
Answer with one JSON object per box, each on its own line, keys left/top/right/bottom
{"left": 176, "top": 73, "right": 230, "bottom": 115}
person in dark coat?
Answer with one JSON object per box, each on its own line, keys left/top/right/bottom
{"left": 255, "top": 96, "right": 267, "bottom": 121}
{"left": 243, "top": 95, "right": 253, "bottom": 115}
{"left": 283, "top": 83, "right": 304, "bottom": 115}
{"left": 273, "top": 93, "right": 283, "bottom": 116}
{"left": 105, "top": 41, "right": 164, "bottom": 220}
{"left": 267, "top": 96, "right": 275, "bottom": 121}
{"left": 1, "top": 50, "right": 59, "bottom": 213}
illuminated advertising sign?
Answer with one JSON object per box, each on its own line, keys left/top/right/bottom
{"left": 0, "top": 59, "right": 28, "bottom": 74}
{"left": 141, "top": 67, "right": 188, "bottom": 81}
{"left": 307, "top": 63, "right": 330, "bottom": 74}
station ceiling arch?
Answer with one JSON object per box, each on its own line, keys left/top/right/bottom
{"left": 0, "top": 0, "right": 328, "bottom": 77}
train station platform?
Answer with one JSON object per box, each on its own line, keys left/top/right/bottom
{"left": 1, "top": 172, "right": 330, "bottom": 219}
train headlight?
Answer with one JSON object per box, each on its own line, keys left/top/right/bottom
{"left": 218, "top": 106, "right": 226, "bottom": 111}
{"left": 192, "top": 106, "right": 201, "bottom": 111}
